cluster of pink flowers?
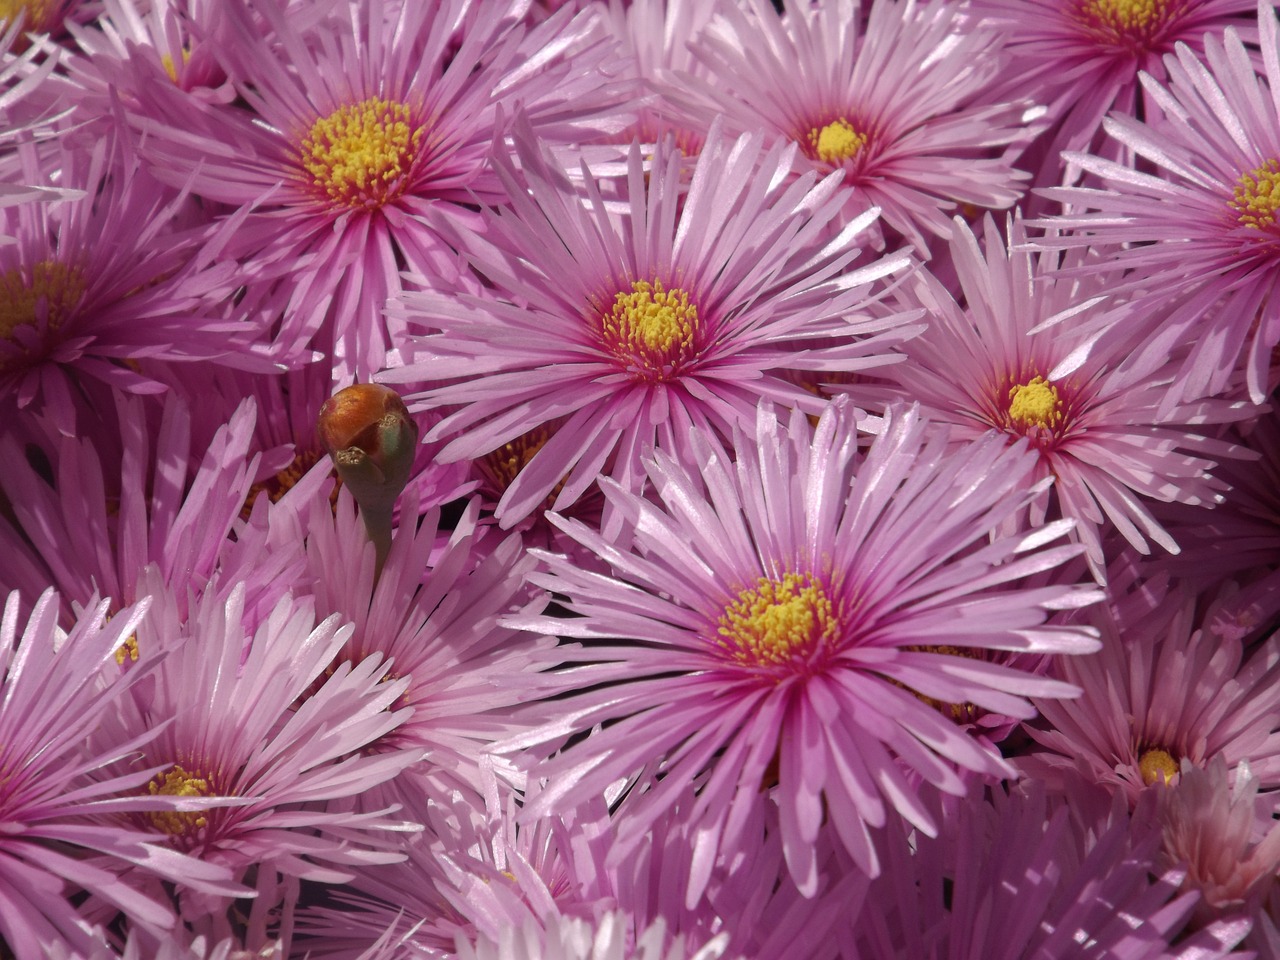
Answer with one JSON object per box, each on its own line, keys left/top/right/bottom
{"left": 5, "top": 0, "right": 1280, "bottom": 956}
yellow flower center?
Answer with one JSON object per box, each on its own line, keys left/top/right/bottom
{"left": 114, "top": 635, "right": 139, "bottom": 667}
{"left": 1230, "top": 159, "right": 1280, "bottom": 231}
{"left": 899, "top": 645, "right": 984, "bottom": 722}
{"left": 808, "top": 118, "right": 867, "bottom": 165}
{"left": 299, "top": 98, "right": 423, "bottom": 209}
{"left": 599, "top": 279, "right": 700, "bottom": 380}
{"left": 1007, "top": 376, "right": 1064, "bottom": 432}
{"left": 716, "top": 572, "right": 840, "bottom": 668}
{"left": 481, "top": 429, "right": 551, "bottom": 493}
{"left": 160, "top": 48, "right": 191, "bottom": 84}
{"left": 0, "top": 0, "right": 52, "bottom": 30}
{"left": 1138, "top": 747, "right": 1179, "bottom": 786}
{"left": 0, "top": 260, "right": 86, "bottom": 367}
{"left": 147, "top": 764, "right": 215, "bottom": 837}
{"left": 1080, "top": 0, "right": 1166, "bottom": 31}
{"left": 241, "top": 448, "right": 330, "bottom": 520}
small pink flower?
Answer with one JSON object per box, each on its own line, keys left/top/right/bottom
{"left": 1040, "top": 0, "right": 1280, "bottom": 404}
{"left": 662, "top": 0, "right": 1036, "bottom": 251}
{"left": 393, "top": 119, "right": 917, "bottom": 528}
{"left": 499, "top": 400, "right": 1100, "bottom": 896}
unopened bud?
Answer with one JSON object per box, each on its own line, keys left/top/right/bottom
{"left": 317, "top": 384, "right": 418, "bottom": 577}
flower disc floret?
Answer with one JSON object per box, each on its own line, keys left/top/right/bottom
{"left": 599, "top": 278, "right": 700, "bottom": 380}
{"left": 0, "top": 0, "right": 52, "bottom": 31}
{"left": 300, "top": 97, "right": 423, "bottom": 209}
{"left": 147, "top": 763, "right": 216, "bottom": 839}
{"left": 808, "top": 118, "right": 868, "bottom": 165}
{"left": 0, "top": 260, "right": 85, "bottom": 356}
{"left": 241, "top": 448, "right": 328, "bottom": 519}
{"left": 1230, "top": 158, "right": 1280, "bottom": 233}
{"left": 1075, "top": 0, "right": 1170, "bottom": 43}
{"left": 716, "top": 572, "right": 839, "bottom": 669}
{"left": 1139, "top": 747, "right": 1179, "bottom": 786}
{"left": 1005, "top": 375, "right": 1066, "bottom": 442}
{"left": 1008, "top": 376, "right": 1061, "bottom": 427}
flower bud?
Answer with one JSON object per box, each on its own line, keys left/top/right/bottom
{"left": 317, "top": 383, "right": 418, "bottom": 576}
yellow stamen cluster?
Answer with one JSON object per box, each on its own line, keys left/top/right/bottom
{"left": 1080, "top": 0, "right": 1166, "bottom": 32}
{"left": 600, "top": 279, "right": 699, "bottom": 378}
{"left": 0, "top": 0, "right": 53, "bottom": 31}
{"left": 160, "top": 47, "right": 191, "bottom": 84}
{"left": 481, "top": 430, "right": 551, "bottom": 494}
{"left": 1138, "top": 747, "right": 1179, "bottom": 786}
{"left": 1230, "top": 159, "right": 1280, "bottom": 231}
{"left": 241, "top": 449, "right": 330, "bottom": 520}
{"left": 890, "top": 645, "right": 985, "bottom": 722}
{"left": 300, "top": 98, "right": 423, "bottom": 209}
{"left": 147, "top": 764, "right": 214, "bottom": 837}
{"left": 0, "top": 260, "right": 86, "bottom": 349}
{"left": 114, "top": 635, "right": 139, "bottom": 667}
{"left": 717, "top": 572, "right": 839, "bottom": 668}
{"left": 1007, "top": 376, "right": 1065, "bottom": 432}
{"left": 808, "top": 118, "right": 867, "bottom": 165}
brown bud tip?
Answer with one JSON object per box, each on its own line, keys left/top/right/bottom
{"left": 317, "top": 383, "right": 414, "bottom": 460}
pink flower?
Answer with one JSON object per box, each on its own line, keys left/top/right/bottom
{"left": 0, "top": 590, "right": 239, "bottom": 957}
{"left": 392, "top": 119, "right": 916, "bottom": 528}
{"left": 1159, "top": 754, "right": 1280, "bottom": 912}
{"left": 0, "top": 134, "right": 264, "bottom": 433}
{"left": 63, "top": 0, "right": 236, "bottom": 107}
{"left": 660, "top": 0, "right": 1036, "bottom": 252}
{"left": 1024, "top": 577, "right": 1280, "bottom": 807}
{"left": 863, "top": 215, "right": 1248, "bottom": 577}
{"left": 499, "top": 401, "right": 1100, "bottom": 896}
{"left": 968, "top": 0, "right": 1258, "bottom": 184}
{"left": 1040, "top": 0, "right": 1280, "bottom": 404}
{"left": 293, "top": 484, "right": 555, "bottom": 806}
{"left": 124, "top": 0, "right": 630, "bottom": 379}
{"left": 93, "top": 582, "right": 421, "bottom": 900}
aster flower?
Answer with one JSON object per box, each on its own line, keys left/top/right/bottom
{"left": 392, "top": 119, "right": 917, "bottom": 528}
{"left": 124, "top": 0, "right": 631, "bottom": 379}
{"left": 0, "top": 133, "right": 263, "bottom": 434}
{"left": 500, "top": 400, "right": 1101, "bottom": 896}
{"left": 63, "top": 0, "right": 236, "bottom": 109}
{"left": 862, "top": 215, "right": 1246, "bottom": 577}
{"left": 293, "top": 483, "right": 554, "bottom": 808}
{"left": 1023, "top": 576, "right": 1280, "bottom": 807}
{"left": 92, "top": 581, "right": 422, "bottom": 901}
{"left": 0, "top": 589, "right": 241, "bottom": 958}
{"left": 968, "top": 0, "right": 1258, "bottom": 186}
{"left": 593, "top": 0, "right": 726, "bottom": 153}
{"left": 1159, "top": 754, "right": 1280, "bottom": 916}
{"left": 1040, "top": 0, "right": 1280, "bottom": 405}
{"left": 659, "top": 0, "right": 1036, "bottom": 252}
{"left": 0, "top": 391, "right": 300, "bottom": 629}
